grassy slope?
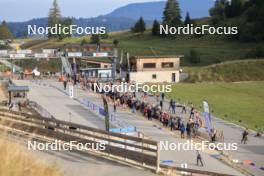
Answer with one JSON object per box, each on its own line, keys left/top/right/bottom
{"left": 0, "top": 137, "right": 61, "bottom": 176}
{"left": 12, "top": 58, "right": 62, "bottom": 72}
{"left": 166, "top": 81, "right": 264, "bottom": 130}
{"left": 20, "top": 36, "right": 90, "bottom": 50}
{"left": 20, "top": 30, "right": 264, "bottom": 66}
{"left": 109, "top": 31, "right": 264, "bottom": 66}
{"left": 184, "top": 59, "right": 264, "bottom": 82}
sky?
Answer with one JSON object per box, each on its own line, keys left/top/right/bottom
{"left": 0, "top": 0, "right": 162, "bottom": 22}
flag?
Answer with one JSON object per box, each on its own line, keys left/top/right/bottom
{"left": 203, "top": 101, "right": 212, "bottom": 133}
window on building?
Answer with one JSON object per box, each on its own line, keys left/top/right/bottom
{"left": 143, "top": 63, "right": 156, "bottom": 68}
{"left": 162, "top": 62, "right": 174, "bottom": 68}
{"left": 152, "top": 74, "right": 157, "bottom": 79}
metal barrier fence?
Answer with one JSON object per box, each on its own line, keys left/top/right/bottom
{"left": 31, "top": 80, "right": 136, "bottom": 132}
{"left": 0, "top": 108, "right": 159, "bottom": 172}
{"left": 29, "top": 101, "right": 55, "bottom": 119}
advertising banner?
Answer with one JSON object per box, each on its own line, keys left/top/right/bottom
{"left": 9, "top": 53, "right": 25, "bottom": 58}
{"left": 34, "top": 53, "right": 48, "bottom": 58}
{"left": 68, "top": 52, "right": 82, "bottom": 57}
{"left": 17, "top": 50, "right": 32, "bottom": 54}
{"left": 93, "top": 52, "right": 108, "bottom": 57}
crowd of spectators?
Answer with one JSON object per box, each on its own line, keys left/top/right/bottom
{"left": 76, "top": 78, "right": 204, "bottom": 139}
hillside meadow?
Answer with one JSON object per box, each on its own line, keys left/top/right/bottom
{"left": 166, "top": 81, "right": 264, "bottom": 130}
{"left": 19, "top": 30, "right": 264, "bottom": 66}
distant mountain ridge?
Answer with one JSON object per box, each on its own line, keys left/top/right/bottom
{"left": 7, "top": 0, "right": 214, "bottom": 37}
{"left": 105, "top": 0, "right": 213, "bottom": 20}
{"left": 105, "top": 1, "right": 165, "bottom": 21}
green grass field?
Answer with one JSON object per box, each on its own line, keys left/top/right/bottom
{"left": 166, "top": 81, "right": 264, "bottom": 130}
{"left": 110, "top": 31, "right": 264, "bottom": 66}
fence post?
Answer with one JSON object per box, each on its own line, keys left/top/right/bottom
{"left": 156, "top": 141, "right": 160, "bottom": 173}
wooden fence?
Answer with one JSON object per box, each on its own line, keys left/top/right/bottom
{"left": 0, "top": 107, "right": 160, "bottom": 172}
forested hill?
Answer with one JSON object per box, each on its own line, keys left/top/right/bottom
{"left": 6, "top": 0, "right": 213, "bottom": 38}
{"left": 210, "top": 0, "right": 264, "bottom": 42}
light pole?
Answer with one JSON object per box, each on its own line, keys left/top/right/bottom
{"left": 103, "top": 95, "right": 110, "bottom": 131}
{"left": 112, "top": 48, "right": 118, "bottom": 81}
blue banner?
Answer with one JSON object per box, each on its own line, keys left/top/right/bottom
{"left": 204, "top": 112, "right": 212, "bottom": 133}
{"left": 110, "top": 126, "right": 136, "bottom": 133}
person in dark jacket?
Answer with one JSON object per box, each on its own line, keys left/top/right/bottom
{"left": 196, "top": 150, "right": 204, "bottom": 166}
{"left": 180, "top": 123, "right": 185, "bottom": 138}
{"left": 241, "top": 128, "right": 249, "bottom": 144}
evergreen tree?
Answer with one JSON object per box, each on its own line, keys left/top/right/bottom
{"left": 152, "top": 20, "right": 160, "bottom": 36}
{"left": 209, "top": 0, "right": 227, "bottom": 24}
{"left": 184, "top": 12, "right": 191, "bottom": 25}
{"left": 58, "top": 18, "right": 73, "bottom": 40}
{"left": 188, "top": 49, "right": 201, "bottom": 64}
{"left": 81, "top": 39, "right": 88, "bottom": 46}
{"left": 47, "top": 0, "right": 62, "bottom": 38}
{"left": 230, "top": 0, "right": 245, "bottom": 17}
{"left": 90, "top": 34, "right": 100, "bottom": 44}
{"left": 132, "top": 17, "right": 146, "bottom": 33}
{"left": 0, "top": 21, "right": 13, "bottom": 40}
{"left": 251, "top": 0, "right": 264, "bottom": 41}
{"left": 101, "top": 32, "right": 109, "bottom": 39}
{"left": 239, "top": 0, "right": 264, "bottom": 41}
{"left": 113, "top": 39, "right": 119, "bottom": 47}
{"left": 162, "top": 0, "right": 182, "bottom": 26}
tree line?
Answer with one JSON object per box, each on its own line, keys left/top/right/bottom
{"left": 131, "top": 0, "right": 185, "bottom": 36}
{"left": 210, "top": 0, "right": 264, "bottom": 42}
{"left": 130, "top": 0, "right": 264, "bottom": 64}
{"left": 132, "top": 0, "right": 264, "bottom": 43}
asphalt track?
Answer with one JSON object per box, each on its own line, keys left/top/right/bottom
{"left": 14, "top": 79, "right": 251, "bottom": 176}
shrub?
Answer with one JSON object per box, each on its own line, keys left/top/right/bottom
{"left": 188, "top": 49, "right": 201, "bottom": 64}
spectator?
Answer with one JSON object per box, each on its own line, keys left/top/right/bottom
{"left": 160, "top": 100, "right": 163, "bottom": 110}
{"left": 181, "top": 103, "right": 186, "bottom": 114}
{"left": 211, "top": 128, "right": 217, "bottom": 143}
{"left": 180, "top": 122, "right": 185, "bottom": 138}
{"left": 190, "top": 105, "right": 195, "bottom": 118}
{"left": 186, "top": 120, "right": 192, "bottom": 139}
{"left": 161, "top": 92, "right": 165, "bottom": 101}
{"left": 241, "top": 128, "right": 249, "bottom": 144}
{"left": 172, "top": 100, "right": 176, "bottom": 114}
{"left": 8, "top": 102, "right": 13, "bottom": 111}
{"left": 196, "top": 150, "right": 204, "bottom": 167}
{"left": 169, "top": 99, "right": 173, "bottom": 112}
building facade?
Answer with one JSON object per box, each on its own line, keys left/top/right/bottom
{"left": 129, "top": 56, "right": 181, "bottom": 83}
{"left": 63, "top": 43, "right": 114, "bottom": 57}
